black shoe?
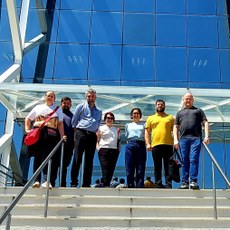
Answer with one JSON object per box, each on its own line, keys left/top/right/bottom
{"left": 190, "top": 181, "right": 199, "bottom": 190}
{"left": 156, "top": 183, "right": 166, "bottom": 188}
{"left": 71, "top": 184, "right": 78, "bottom": 187}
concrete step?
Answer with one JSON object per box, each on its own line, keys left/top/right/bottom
{"left": 1, "top": 187, "right": 230, "bottom": 229}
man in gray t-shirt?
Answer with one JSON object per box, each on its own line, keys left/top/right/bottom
{"left": 173, "top": 92, "right": 210, "bottom": 190}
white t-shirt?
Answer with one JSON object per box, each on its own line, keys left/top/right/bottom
{"left": 98, "top": 124, "right": 119, "bottom": 149}
{"left": 26, "top": 104, "right": 63, "bottom": 129}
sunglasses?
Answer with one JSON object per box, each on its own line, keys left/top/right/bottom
{"left": 106, "top": 117, "right": 113, "bottom": 120}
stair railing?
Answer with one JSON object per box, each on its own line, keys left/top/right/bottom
{"left": 0, "top": 163, "right": 27, "bottom": 186}
{"left": 202, "top": 142, "right": 230, "bottom": 219}
{"left": 0, "top": 138, "right": 64, "bottom": 227}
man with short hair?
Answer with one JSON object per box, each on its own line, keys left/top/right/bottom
{"left": 173, "top": 92, "right": 210, "bottom": 190}
{"left": 145, "top": 99, "right": 174, "bottom": 188}
{"left": 71, "top": 88, "right": 102, "bottom": 187}
{"left": 60, "top": 97, "right": 74, "bottom": 187}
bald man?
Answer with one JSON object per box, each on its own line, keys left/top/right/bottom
{"left": 173, "top": 92, "right": 210, "bottom": 189}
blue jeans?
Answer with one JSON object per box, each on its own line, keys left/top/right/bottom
{"left": 179, "top": 137, "right": 202, "bottom": 184}
{"left": 125, "top": 140, "right": 146, "bottom": 188}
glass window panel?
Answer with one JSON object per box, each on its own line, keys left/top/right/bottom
{"left": 220, "top": 49, "right": 230, "bottom": 83}
{"left": 188, "top": 0, "right": 217, "bottom": 15}
{"left": 188, "top": 16, "right": 218, "bottom": 48}
{"left": 92, "top": 0, "right": 123, "bottom": 12}
{"left": 155, "top": 47, "right": 187, "bottom": 82}
{"left": 89, "top": 45, "right": 121, "bottom": 80}
{"left": 21, "top": 47, "right": 39, "bottom": 82}
{"left": 54, "top": 44, "right": 89, "bottom": 80}
{"left": 61, "top": 0, "right": 91, "bottom": 10}
{"left": 218, "top": 16, "right": 230, "bottom": 49}
{"left": 57, "top": 10, "right": 91, "bottom": 43}
{"left": 156, "top": 15, "right": 186, "bottom": 47}
{"left": 0, "top": 42, "right": 14, "bottom": 75}
{"left": 122, "top": 46, "right": 155, "bottom": 81}
{"left": 124, "top": 13, "right": 155, "bottom": 45}
{"left": 156, "top": 0, "right": 186, "bottom": 14}
{"left": 0, "top": 8, "right": 11, "bottom": 41}
{"left": 124, "top": 0, "right": 155, "bottom": 13}
{"left": 188, "top": 48, "right": 220, "bottom": 82}
{"left": 217, "top": 0, "right": 228, "bottom": 15}
{"left": 91, "top": 12, "right": 122, "bottom": 44}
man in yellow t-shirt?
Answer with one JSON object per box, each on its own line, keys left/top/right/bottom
{"left": 145, "top": 99, "right": 174, "bottom": 188}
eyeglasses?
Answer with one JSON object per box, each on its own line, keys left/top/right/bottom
{"left": 132, "top": 112, "right": 140, "bottom": 115}
{"left": 106, "top": 117, "right": 113, "bottom": 120}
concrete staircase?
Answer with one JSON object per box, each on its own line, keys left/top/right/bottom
{"left": 0, "top": 187, "right": 230, "bottom": 229}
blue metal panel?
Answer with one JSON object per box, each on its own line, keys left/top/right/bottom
{"left": 188, "top": 0, "right": 217, "bottom": 15}
{"left": 57, "top": 11, "right": 91, "bottom": 43}
{"left": 155, "top": 47, "right": 187, "bottom": 82}
{"left": 122, "top": 46, "right": 155, "bottom": 82}
{"left": 124, "top": 0, "right": 155, "bottom": 13}
{"left": 156, "top": 0, "right": 186, "bottom": 14}
{"left": 92, "top": 0, "right": 123, "bottom": 12}
{"left": 156, "top": 15, "right": 187, "bottom": 47}
{"left": 54, "top": 44, "right": 89, "bottom": 79}
{"left": 123, "top": 13, "right": 155, "bottom": 45}
{"left": 91, "top": 12, "right": 123, "bottom": 44}
{"left": 89, "top": 45, "right": 121, "bottom": 80}
{"left": 188, "top": 48, "right": 220, "bottom": 82}
{"left": 188, "top": 16, "right": 218, "bottom": 48}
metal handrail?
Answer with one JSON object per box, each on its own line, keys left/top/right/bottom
{"left": 0, "top": 163, "right": 27, "bottom": 186}
{"left": 0, "top": 138, "right": 64, "bottom": 225}
{"left": 202, "top": 142, "right": 230, "bottom": 219}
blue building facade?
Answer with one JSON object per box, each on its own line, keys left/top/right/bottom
{"left": 0, "top": 0, "right": 230, "bottom": 188}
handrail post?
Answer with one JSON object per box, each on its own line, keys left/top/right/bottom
{"left": 59, "top": 142, "right": 64, "bottom": 187}
{"left": 5, "top": 212, "right": 11, "bottom": 230}
{"left": 212, "top": 162, "right": 217, "bottom": 219}
{"left": 44, "top": 159, "right": 52, "bottom": 218}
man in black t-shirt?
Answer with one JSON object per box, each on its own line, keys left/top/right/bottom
{"left": 173, "top": 92, "right": 210, "bottom": 190}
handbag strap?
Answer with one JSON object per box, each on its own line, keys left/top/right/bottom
{"left": 39, "top": 106, "right": 59, "bottom": 129}
{"left": 171, "top": 149, "right": 183, "bottom": 164}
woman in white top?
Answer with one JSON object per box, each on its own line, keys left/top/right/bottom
{"left": 25, "top": 91, "right": 67, "bottom": 189}
{"left": 97, "top": 112, "right": 120, "bottom": 187}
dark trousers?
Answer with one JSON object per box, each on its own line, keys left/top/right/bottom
{"left": 31, "top": 127, "right": 60, "bottom": 187}
{"left": 152, "top": 144, "right": 173, "bottom": 187}
{"left": 98, "top": 148, "right": 119, "bottom": 187}
{"left": 60, "top": 142, "right": 74, "bottom": 187}
{"left": 71, "top": 129, "right": 97, "bottom": 187}
{"left": 125, "top": 140, "right": 146, "bottom": 188}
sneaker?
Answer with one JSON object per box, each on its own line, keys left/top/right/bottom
{"left": 32, "top": 181, "right": 40, "bottom": 188}
{"left": 41, "top": 181, "right": 52, "bottom": 189}
{"left": 190, "top": 181, "right": 199, "bottom": 190}
{"left": 179, "top": 183, "right": 189, "bottom": 189}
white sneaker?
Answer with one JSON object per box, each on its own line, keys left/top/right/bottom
{"left": 32, "top": 181, "right": 40, "bottom": 188}
{"left": 41, "top": 181, "right": 52, "bottom": 189}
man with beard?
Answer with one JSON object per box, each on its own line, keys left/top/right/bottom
{"left": 145, "top": 99, "right": 174, "bottom": 188}
{"left": 59, "top": 97, "right": 74, "bottom": 187}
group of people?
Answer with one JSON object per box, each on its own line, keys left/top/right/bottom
{"left": 24, "top": 88, "right": 210, "bottom": 190}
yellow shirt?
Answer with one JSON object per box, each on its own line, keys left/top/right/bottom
{"left": 145, "top": 113, "right": 174, "bottom": 147}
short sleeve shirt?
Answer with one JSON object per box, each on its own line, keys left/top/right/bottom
{"left": 145, "top": 113, "right": 174, "bottom": 147}
{"left": 174, "top": 106, "right": 207, "bottom": 138}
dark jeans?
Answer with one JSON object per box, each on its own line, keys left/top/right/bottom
{"left": 71, "top": 129, "right": 97, "bottom": 187}
{"left": 60, "top": 141, "right": 74, "bottom": 187}
{"left": 125, "top": 140, "right": 146, "bottom": 188}
{"left": 98, "top": 148, "right": 119, "bottom": 187}
{"left": 179, "top": 137, "right": 202, "bottom": 184}
{"left": 152, "top": 144, "right": 173, "bottom": 187}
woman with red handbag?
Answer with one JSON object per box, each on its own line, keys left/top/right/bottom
{"left": 25, "top": 91, "right": 67, "bottom": 189}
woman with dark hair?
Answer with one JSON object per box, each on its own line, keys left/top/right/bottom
{"left": 125, "top": 108, "right": 146, "bottom": 188}
{"left": 97, "top": 112, "right": 120, "bottom": 187}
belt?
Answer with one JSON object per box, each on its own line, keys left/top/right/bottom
{"left": 77, "top": 128, "right": 95, "bottom": 135}
{"left": 128, "top": 140, "right": 145, "bottom": 145}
